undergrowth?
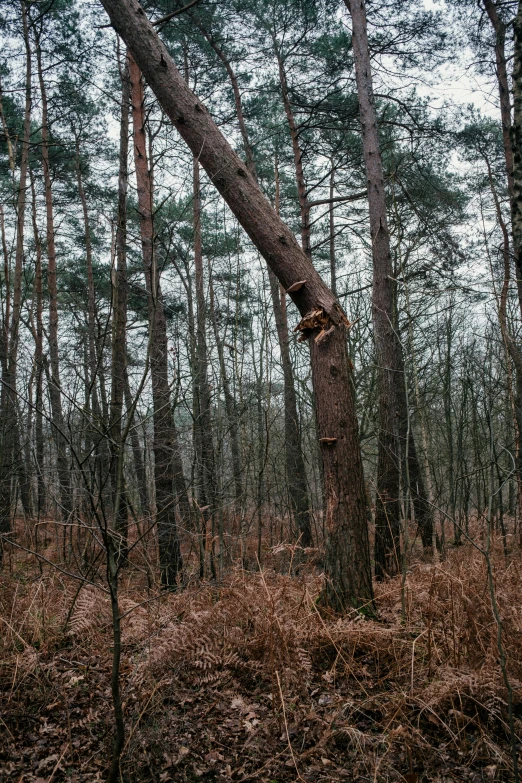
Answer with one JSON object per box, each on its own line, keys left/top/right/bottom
{"left": 1, "top": 532, "right": 521, "bottom": 782}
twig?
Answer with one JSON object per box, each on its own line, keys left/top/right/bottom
{"left": 410, "top": 629, "right": 428, "bottom": 695}
{"left": 122, "top": 679, "right": 165, "bottom": 754}
{"left": 276, "top": 670, "right": 304, "bottom": 781}
{"left": 152, "top": 0, "right": 202, "bottom": 26}
{"left": 46, "top": 743, "right": 68, "bottom": 783}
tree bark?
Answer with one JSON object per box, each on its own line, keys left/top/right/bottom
{"left": 482, "top": 0, "right": 522, "bottom": 526}
{"left": 0, "top": 0, "right": 33, "bottom": 550}
{"left": 345, "top": 0, "right": 402, "bottom": 576}
{"left": 35, "top": 27, "right": 71, "bottom": 519}
{"left": 329, "top": 166, "right": 337, "bottom": 297}
{"left": 270, "top": 160, "right": 312, "bottom": 547}
{"left": 124, "top": 370, "right": 150, "bottom": 517}
{"left": 482, "top": 0, "right": 515, "bottom": 198}
{"left": 345, "top": 0, "right": 433, "bottom": 574}
{"left": 30, "top": 171, "right": 46, "bottom": 519}
{"left": 484, "top": 154, "right": 522, "bottom": 532}
{"left": 208, "top": 270, "right": 243, "bottom": 513}
{"left": 273, "top": 44, "right": 312, "bottom": 259}
{"left": 74, "top": 134, "right": 111, "bottom": 504}
{"left": 109, "top": 55, "right": 130, "bottom": 550}
{"left": 129, "top": 53, "right": 188, "bottom": 586}
{"left": 99, "top": 0, "right": 373, "bottom": 609}
{"left": 512, "top": 2, "right": 522, "bottom": 295}
{"left": 192, "top": 157, "right": 218, "bottom": 577}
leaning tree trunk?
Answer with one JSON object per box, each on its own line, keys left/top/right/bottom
{"left": 100, "top": 0, "right": 373, "bottom": 609}
{"left": 345, "top": 0, "right": 434, "bottom": 575}
{"left": 129, "top": 53, "right": 189, "bottom": 587}
{"left": 35, "top": 29, "right": 71, "bottom": 520}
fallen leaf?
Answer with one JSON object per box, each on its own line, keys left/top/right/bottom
{"left": 37, "top": 754, "right": 59, "bottom": 770}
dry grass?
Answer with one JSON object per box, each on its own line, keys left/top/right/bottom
{"left": 0, "top": 525, "right": 521, "bottom": 782}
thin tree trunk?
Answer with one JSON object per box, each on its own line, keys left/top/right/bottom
{"left": 193, "top": 158, "right": 218, "bottom": 577}
{"left": 481, "top": 1, "right": 522, "bottom": 524}
{"left": 195, "top": 24, "right": 255, "bottom": 176}
{"left": 482, "top": 0, "right": 522, "bottom": 305}
{"left": 345, "top": 0, "right": 402, "bottom": 577}
{"left": 74, "top": 134, "right": 111, "bottom": 507}
{"left": 0, "top": 70, "right": 15, "bottom": 179}
{"left": 329, "top": 166, "right": 337, "bottom": 297}
{"left": 208, "top": 271, "right": 242, "bottom": 512}
{"left": 482, "top": 0, "right": 515, "bottom": 198}
{"left": 75, "top": 137, "right": 103, "bottom": 427}
{"left": 100, "top": 0, "right": 373, "bottom": 609}
{"left": 268, "top": 270, "right": 313, "bottom": 547}
{"left": 0, "top": 202, "right": 10, "bottom": 382}
{"left": 345, "top": 0, "right": 434, "bottom": 571}
{"left": 402, "top": 268, "right": 437, "bottom": 553}
{"left": 129, "top": 53, "right": 188, "bottom": 586}
{"left": 200, "top": 33, "right": 312, "bottom": 548}
{"left": 512, "top": 3, "right": 522, "bottom": 289}
{"left": 273, "top": 43, "right": 311, "bottom": 258}
{"left": 252, "top": 319, "right": 266, "bottom": 566}
{"left": 0, "top": 0, "right": 32, "bottom": 551}
{"left": 35, "top": 28, "right": 71, "bottom": 519}
{"left": 269, "top": 160, "right": 312, "bottom": 547}
{"left": 484, "top": 156, "right": 522, "bottom": 531}
{"left": 109, "top": 54, "right": 130, "bottom": 552}
{"left": 443, "top": 311, "right": 457, "bottom": 540}
{"left": 30, "top": 172, "right": 46, "bottom": 519}
{"left": 124, "top": 370, "right": 150, "bottom": 517}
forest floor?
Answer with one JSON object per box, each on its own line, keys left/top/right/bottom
{"left": 1, "top": 523, "right": 521, "bottom": 783}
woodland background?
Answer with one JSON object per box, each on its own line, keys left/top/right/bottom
{"left": 2, "top": 0, "right": 522, "bottom": 781}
